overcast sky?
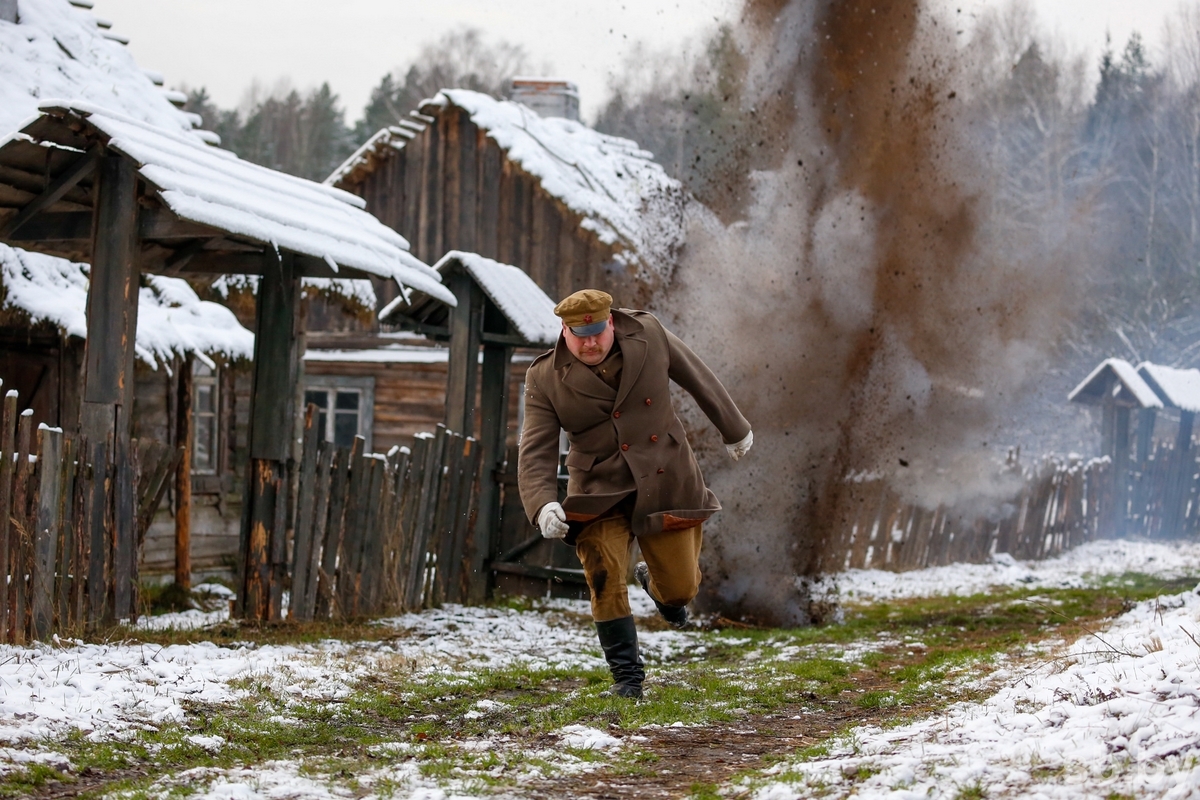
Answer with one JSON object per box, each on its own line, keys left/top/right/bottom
{"left": 91, "top": 0, "right": 1188, "bottom": 125}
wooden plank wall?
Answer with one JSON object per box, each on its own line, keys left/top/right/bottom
{"left": 347, "top": 106, "right": 644, "bottom": 306}
{"left": 305, "top": 354, "right": 529, "bottom": 454}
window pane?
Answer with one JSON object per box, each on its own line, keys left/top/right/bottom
{"left": 194, "top": 361, "right": 214, "bottom": 377}
{"left": 194, "top": 416, "right": 215, "bottom": 472}
{"left": 335, "top": 390, "right": 360, "bottom": 411}
{"left": 196, "top": 384, "right": 215, "bottom": 414}
{"left": 333, "top": 411, "right": 359, "bottom": 448}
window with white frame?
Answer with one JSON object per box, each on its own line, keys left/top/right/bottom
{"left": 192, "top": 361, "right": 220, "bottom": 475}
{"left": 303, "top": 375, "right": 374, "bottom": 450}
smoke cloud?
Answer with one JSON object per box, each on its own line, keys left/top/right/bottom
{"left": 655, "top": 0, "right": 1085, "bottom": 625}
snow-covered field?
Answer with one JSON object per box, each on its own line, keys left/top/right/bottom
{"left": 2, "top": 539, "right": 1199, "bottom": 798}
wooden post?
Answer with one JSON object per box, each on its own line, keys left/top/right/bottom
{"left": 1167, "top": 410, "right": 1196, "bottom": 538}
{"left": 31, "top": 426, "right": 62, "bottom": 640}
{"left": 335, "top": 437, "right": 367, "bottom": 618}
{"left": 395, "top": 434, "right": 429, "bottom": 607}
{"left": 55, "top": 436, "right": 76, "bottom": 631}
{"left": 406, "top": 427, "right": 447, "bottom": 610}
{"left": 315, "top": 447, "right": 348, "bottom": 620}
{"left": 12, "top": 409, "right": 34, "bottom": 643}
{"left": 80, "top": 152, "right": 139, "bottom": 620}
{"left": 468, "top": 338, "right": 513, "bottom": 603}
{"left": 85, "top": 438, "right": 109, "bottom": 626}
{"left": 1137, "top": 409, "right": 1157, "bottom": 463}
{"left": 237, "top": 248, "right": 301, "bottom": 621}
{"left": 289, "top": 405, "right": 320, "bottom": 621}
{"left": 444, "top": 271, "right": 482, "bottom": 437}
{"left": 300, "top": 442, "right": 333, "bottom": 620}
{"left": 1113, "top": 406, "right": 1131, "bottom": 537}
{"left": 0, "top": 389, "right": 14, "bottom": 641}
{"left": 1100, "top": 387, "right": 1116, "bottom": 460}
{"left": 175, "top": 355, "right": 193, "bottom": 591}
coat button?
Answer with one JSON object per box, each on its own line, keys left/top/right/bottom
{"left": 613, "top": 411, "right": 621, "bottom": 419}
{"left": 621, "top": 443, "right": 629, "bottom": 451}
{"left": 657, "top": 468, "right": 665, "bottom": 474}
{"left": 645, "top": 398, "right": 652, "bottom": 405}
{"left": 650, "top": 435, "right": 658, "bottom": 442}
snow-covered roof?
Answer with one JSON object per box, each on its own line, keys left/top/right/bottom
{"left": 0, "top": 243, "right": 253, "bottom": 368}
{"left": 4, "top": 102, "right": 453, "bottom": 306}
{"left": 328, "top": 90, "right": 686, "bottom": 278}
{"left": 1137, "top": 363, "right": 1200, "bottom": 414}
{"left": 0, "top": 0, "right": 205, "bottom": 142}
{"left": 379, "top": 250, "right": 560, "bottom": 348}
{"left": 440, "top": 250, "right": 559, "bottom": 347}
{"left": 1067, "top": 358, "right": 1163, "bottom": 409}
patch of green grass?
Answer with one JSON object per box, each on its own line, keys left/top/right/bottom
{"left": 688, "top": 781, "right": 724, "bottom": 799}
{"left": 955, "top": 781, "right": 988, "bottom": 799}
{"left": 0, "top": 762, "right": 65, "bottom": 796}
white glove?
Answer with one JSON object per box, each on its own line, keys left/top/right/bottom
{"left": 726, "top": 430, "right": 753, "bottom": 461}
{"left": 537, "top": 502, "right": 569, "bottom": 539}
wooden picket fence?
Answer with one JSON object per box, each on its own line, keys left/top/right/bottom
{"left": 819, "top": 454, "right": 1114, "bottom": 573}
{"left": 286, "top": 406, "right": 482, "bottom": 621}
{"left": 0, "top": 386, "right": 181, "bottom": 642}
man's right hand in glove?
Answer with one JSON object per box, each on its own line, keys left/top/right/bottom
{"left": 537, "top": 502, "right": 569, "bottom": 539}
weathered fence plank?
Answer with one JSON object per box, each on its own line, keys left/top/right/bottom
{"left": 316, "top": 446, "right": 349, "bottom": 620}
{"left": 31, "top": 426, "right": 62, "bottom": 641}
{"left": 289, "top": 405, "right": 321, "bottom": 621}
{"left": 0, "top": 389, "right": 15, "bottom": 642}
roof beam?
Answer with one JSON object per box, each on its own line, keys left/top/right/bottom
{"left": 7, "top": 207, "right": 226, "bottom": 244}
{"left": 0, "top": 146, "right": 99, "bottom": 240}
{"left": 6, "top": 211, "right": 91, "bottom": 241}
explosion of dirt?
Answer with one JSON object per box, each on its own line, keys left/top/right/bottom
{"left": 656, "top": 0, "right": 1083, "bottom": 625}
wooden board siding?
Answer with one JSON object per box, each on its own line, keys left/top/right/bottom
{"left": 142, "top": 498, "right": 240, "bottom": 579}
{"left": 339, "top": 105, "right": 647, "bottom": 307}
{"left": 304, "top": 356, "right": 530, "bottom": 453}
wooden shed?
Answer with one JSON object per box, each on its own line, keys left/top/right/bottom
{"left": 327, "top": 89, "right": 687, "bottom": 309}
{"left": 0, "top": 103, "right": 450, "bottom": 621}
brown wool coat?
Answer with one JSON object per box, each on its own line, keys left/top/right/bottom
{"left": 518, "top": 309, "right": 751, "bottom": 538}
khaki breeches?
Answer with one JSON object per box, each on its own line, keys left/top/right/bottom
{"left": 574, "top": 515, "right": 703, "bottom": 622}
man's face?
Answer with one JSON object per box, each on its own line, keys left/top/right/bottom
{"left": 562, "top": 316, "right": 615, "bottom": 366}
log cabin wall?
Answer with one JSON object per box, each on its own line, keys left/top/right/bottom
{"left": 337, "top": 105, "right": 646, "bottom": 309}
{"left": 0, "top": 328, "right": 83, "bottom": 432}
{"left": 303, "top": 351, "right": 533, "bottom": 453}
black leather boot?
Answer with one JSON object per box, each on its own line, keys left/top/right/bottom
{"left": 635, "top": 562, "right": 689, "bottom": 629}
{"left": 595, "top": 616, "right": 644, "bottom": 699}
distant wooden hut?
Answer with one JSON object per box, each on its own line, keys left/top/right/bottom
{"left": 327, "top": 88, "right": 687, "bottom": 308}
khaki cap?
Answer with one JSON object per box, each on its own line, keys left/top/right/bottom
{"left": 554, "top": 289, "right": 612, "bottom": 335}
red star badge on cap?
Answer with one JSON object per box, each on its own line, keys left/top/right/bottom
{"left": 584, "top": 314, "right": 593, "bottom": 323}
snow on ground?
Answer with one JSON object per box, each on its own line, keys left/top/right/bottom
{"left": 838, "top": 538, "right": 1200, "bottom": 601}
{"left": 2, "top": 539, "right": 1199, "bottom": 798}
{"left": 753, "top": 586, "right": 1200, "bottom": 799}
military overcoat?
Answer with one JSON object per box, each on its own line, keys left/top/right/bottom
{"left": 518, "top": 309, "right": 751, "bottom": 538}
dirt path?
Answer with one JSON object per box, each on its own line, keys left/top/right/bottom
{"left": 524, "top": 695, "right": 910, "bottom": 799}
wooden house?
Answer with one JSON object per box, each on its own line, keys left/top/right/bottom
{"left": 326, "top": 88, "right": 688, "bottom": 309}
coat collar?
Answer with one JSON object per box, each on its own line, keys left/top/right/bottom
{"left": 551, "top": 309, "right": 647, "bottom": 405}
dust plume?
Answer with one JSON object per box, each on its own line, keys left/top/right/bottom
{"left": 656, "top": 0, "right": 1083, "bottom": 625}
